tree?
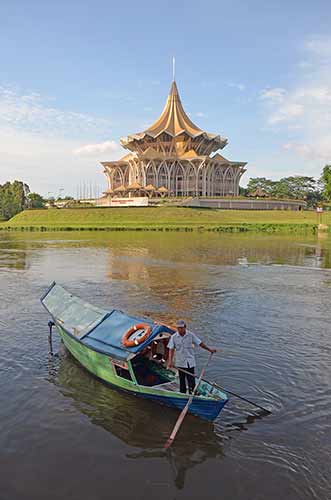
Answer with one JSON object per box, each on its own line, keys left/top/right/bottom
{"left": 306, "top": 189, "right": 323, "bottom": 207}
{"left": 0, "top": 181, "right": 30, "bottom": 220}
{"left": 246, "top": 177, "right": 276, "bottom": 195}
{"left": 28, "top": 192, "right": 45, "bottom": 208}
{"left": 239, "top": 186, "right": 248, "bottom": 196}
{"left": 272, "top": 176, "right": 317, "bottom": 200}
{"left": 56, "top": 196, "right": 74, "bottom": 201}
{"left": 245, "top": 175, "right": 320, "bottom": 206}
{"left": 320, "top": 165, "right": 331, "bottom": 201}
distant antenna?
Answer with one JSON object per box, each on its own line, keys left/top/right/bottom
{"left": 172, "top": 56, "right": 176, "bottom": 81}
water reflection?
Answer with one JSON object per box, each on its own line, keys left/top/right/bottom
{"left": 49, "top": 349, "right": 225, "bottom": 490}
{"left": 0, "top": 233, "right": 29, "bottom": 270}
{"left": 0, "top": 231, "right": 331, "bottom": 272}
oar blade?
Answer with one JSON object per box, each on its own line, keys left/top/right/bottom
{"left": 164, "top": 401, "right": 190, "bottom": 449}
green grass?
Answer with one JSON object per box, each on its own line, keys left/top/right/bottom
{"left": 0, "top": 206, "right": 330, "bottom": 233}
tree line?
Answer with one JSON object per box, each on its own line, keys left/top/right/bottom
{"left": 242, "top": 165, "right": 331, "bottom": 207}
{"left": 1, "top": 166, "right": 331, "bottom": 220}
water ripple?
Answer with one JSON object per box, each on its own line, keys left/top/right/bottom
{"left": 0, "top": 231, "right": 330, "bottom": 500}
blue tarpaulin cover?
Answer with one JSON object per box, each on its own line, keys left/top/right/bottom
{"left": 41, "top": 282, "right": 174, "bottom": 360}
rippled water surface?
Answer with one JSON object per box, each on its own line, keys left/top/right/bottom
{"left": 0, "top": 231, "right": 330, "bottom": 500}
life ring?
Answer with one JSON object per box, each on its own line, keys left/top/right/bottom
{"left": 122, "top": 323, "right": 152, "bottom": 347}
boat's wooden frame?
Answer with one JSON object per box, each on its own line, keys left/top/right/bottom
{"left": 42, "top": 284, "right": 228, "bottom": 422}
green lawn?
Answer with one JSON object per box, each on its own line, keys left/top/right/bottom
{"left": 1, "top": 206, "right": 330, "bottom": 232}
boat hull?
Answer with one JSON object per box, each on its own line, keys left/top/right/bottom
{"left": 139, "top": 392, "right": 227, "bottom": 422}
{"left": 57, "top": 325, "right": 227, "bottom": 422}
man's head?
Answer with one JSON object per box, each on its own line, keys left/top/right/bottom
{"left": 176, "top": 319, "right": 187, "bottom": 336}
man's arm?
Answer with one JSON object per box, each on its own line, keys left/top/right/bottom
{"left": 199, "top": 342, "right": 217, "bottom": 354}
{"left": 191, "top": 332, "right": 217, "bottom": 354}
{"left": 167, "top": 348, "right": 175, "bottom": 368}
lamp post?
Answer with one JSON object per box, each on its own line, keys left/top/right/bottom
{"left": 47, "top": 192, "right": 54, "bottom": 207}
{"left": 316, "top": 206, "right": 323, "bottom": 226}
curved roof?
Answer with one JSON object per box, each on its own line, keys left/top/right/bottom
{"left": 121, "top": 81, "right": 228, "bottom": 150}
{"left": 145, "top": 81, "right": 203, "bottom": 138}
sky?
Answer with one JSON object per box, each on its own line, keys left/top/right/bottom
{"left": 0, "top": 0, "right": 331, "bottom": 196}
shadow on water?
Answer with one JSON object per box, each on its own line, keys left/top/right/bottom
{"left": 46, "top": 346, "right": 262, "bottom": 490}
{"left": 46, "top": 342, "right": 274, "bottom": 491}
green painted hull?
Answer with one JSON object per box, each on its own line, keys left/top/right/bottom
{"left": 57, "top": 325, "right": 228, "bottom": 421}
{"left": 58, "top": 324, "right": 182, "bottom": 399}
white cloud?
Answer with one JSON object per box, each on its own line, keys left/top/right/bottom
{"left": 260, "top": 35, "right": 331, "bottom": 166}
{"left": 196, "top": 111, "right": 208, "bottom": 118}
{"left": 283, "top": 143, "right": 311, "bottom": 156}
{"left": 0, "top": 85, "right": 111, "bottom": 138}
{"left": 0, "top": 85, "right": 118, "bottom": 195}
{"left": 268, "top": 102, "right": 305, "bottom": 124}
{"left": 260, "top": 87, "right": 286, "bottom": 102}
{"left": 73, "top": 140, "right": 120, "bottom": 156}
{"left": 305, "top": 35, "right": 331, "bottom": 59}
{"left": 0, "top": 127, "right": 111, "bottom": 196}
{"left": 228, "top": 82, "right": 246, "bottom": 92}
{"left": 297, "top": 61, "right": 313, "bottom": 69}
{"left": 284, "top": 137, "right": 331, "bottom": 165}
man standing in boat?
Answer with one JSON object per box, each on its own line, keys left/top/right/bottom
{"left": 167, "top": 320, "right": 217, "bottom": 394}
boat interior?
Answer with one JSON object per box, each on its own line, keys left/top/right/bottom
{"left": 131, "top": 336, "right": 174, "bottom": 386}
{"left": 131, "top": 336, "right": 222, "bottom": 400}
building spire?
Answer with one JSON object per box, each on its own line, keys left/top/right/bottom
{"left": 172, "top": 56, "right": 176, "bottom": 81}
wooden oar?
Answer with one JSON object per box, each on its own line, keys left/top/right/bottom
{"left": 164, "top": 352, "right": 213, "bottom": 449}
{"left": 176, "top": 367, "right": 271, "bottom": 414}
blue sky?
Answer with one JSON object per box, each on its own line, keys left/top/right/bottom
{"left": 0, "top": 0, "right": 331, "bottom": 196}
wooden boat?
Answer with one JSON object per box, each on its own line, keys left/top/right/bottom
{"left": 41, "top": 282, "right": 228, "bottom": 422}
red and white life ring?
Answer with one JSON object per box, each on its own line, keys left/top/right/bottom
{"left": 122, "top": 323, "right": 152, "bottom": 347}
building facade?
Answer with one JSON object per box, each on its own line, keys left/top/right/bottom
{"left": 102, "top": 81, "right": 247, "bottom": 197}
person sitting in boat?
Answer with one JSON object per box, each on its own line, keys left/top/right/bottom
{"left": 167, "top": 320, "right": 217, "bottom": 394}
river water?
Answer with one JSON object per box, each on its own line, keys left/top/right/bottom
{"left": 0, "top": 231, "right": 330, "bottom": 500}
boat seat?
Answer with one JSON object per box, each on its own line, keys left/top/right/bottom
{"left": 156, "top": 380, "right": 180, "bottom": 392}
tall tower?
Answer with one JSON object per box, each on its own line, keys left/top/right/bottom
{"left": 102, "top": 81, "right": 246, "bottom": 197}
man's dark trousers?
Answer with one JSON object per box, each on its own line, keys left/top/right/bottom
{"left": 178, "top": 366, "right": 195, "bottom": 394}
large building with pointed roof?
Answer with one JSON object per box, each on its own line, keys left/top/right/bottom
{"left": 102, "top": 81, "right": 247, "bottom": 197}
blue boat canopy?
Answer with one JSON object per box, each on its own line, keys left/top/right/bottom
{"left": 41, "top": 282, "right": 175, "bottom": 360}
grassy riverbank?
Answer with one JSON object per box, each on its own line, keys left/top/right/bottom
{"left": 1, "top": 207, "right": 330, "bottom": 233}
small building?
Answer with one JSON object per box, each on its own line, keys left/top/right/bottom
{"left": 184, "top": 198, "right": 307, "bottom": 211}
{"left": 248, "top": 188, "right": 269, "bottom": 198}
{"left": 102, "top": 80, "right": 247, "bottom": 198}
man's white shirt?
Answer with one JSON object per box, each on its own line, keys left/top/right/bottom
{"left": 167, "top": 330, "right": 202, "bottom": 368}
